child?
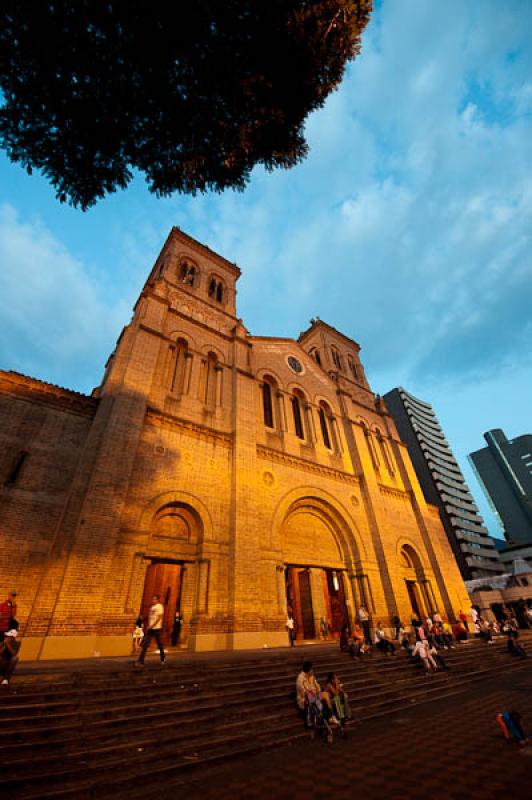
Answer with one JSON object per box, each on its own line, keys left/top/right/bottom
{"left": 132, "top": 616, "right": 144, "bottom": 653}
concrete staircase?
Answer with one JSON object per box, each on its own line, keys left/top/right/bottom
{"left": 1, "top": 634, "right": 530, "bottom": 799}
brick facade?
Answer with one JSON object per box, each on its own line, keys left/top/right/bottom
{"left": 0, "top": 228, "right": 471, "bottom": 659}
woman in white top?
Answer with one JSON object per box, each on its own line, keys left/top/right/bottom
{"left": 412, "top": 639, "right": 438, "bottom": 673}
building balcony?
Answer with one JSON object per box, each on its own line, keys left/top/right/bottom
{"left": 450, "top": 516, "right": 489, "bottom": 535}
{"left": 431, "top": 462, "right": 465, "bottom": 482}
{"left": 440, "top": 491, "right": 479, "bottom": 513}
{"left": 464, "top": 556, "right": 505, "bottom": 573}
{"left": 444, "top": 504, "right": 485, "bottom": 525}
{"left": 455, "top": 529, "right": 492, "bottom": 547}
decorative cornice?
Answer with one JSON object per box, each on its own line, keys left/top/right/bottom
{"left": 257, "top": 444, "right": 360, "bottom": 485}
{"left": 0, "top": 370, "right": 98, "bottom": 416}
{"left": 378, "top": 483, "right": 410, "bottom": 501}
{"left": 145, "top": 407, "right": 233, "bottom": 446}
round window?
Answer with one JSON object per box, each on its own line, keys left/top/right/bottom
{"left": 287, "top": 356, "right": 303, "bottom": 374}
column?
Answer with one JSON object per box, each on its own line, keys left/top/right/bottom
{"left": 276, "top": 565, "right": 287, "bottom": 614}
{"left": 184, "top": 351, "right": 193, "bottom": 394}
{"left": 309, "top": 568, "right": 327, "bottom": 637}
{"left": 276, "top": 391, "right": 287, "bottom": 432}
{"left": 304, "top": 403, "right": 316, "bottom": 444}
{"left": 196, "top": 559, "right": 210, "bottom": 614}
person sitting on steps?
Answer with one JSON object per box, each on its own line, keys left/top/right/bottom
{"left": 295, "top": 661, "right": 341, "bottom": 741}
{"left": 374, "top": 623, "right": 396, "bottom": 655}
{"left": 324, "top": 672, "right": 351, "bottom": 731}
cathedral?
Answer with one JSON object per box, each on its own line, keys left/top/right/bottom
{"left": 0, "top": 227, "right": 471, "bottom": 659}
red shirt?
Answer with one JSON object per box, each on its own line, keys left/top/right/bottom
{"left": 0, "top": 599, "right": 16, "bottom": 633}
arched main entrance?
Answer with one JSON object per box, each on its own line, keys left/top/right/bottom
{"left": 282, "top": 499, "right": 352, "bottom": 641}
{"left": 139, "top": 500, "right": 203, "bottom": 646}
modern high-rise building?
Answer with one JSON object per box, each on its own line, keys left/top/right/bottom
{"left": 383, "top": 388, "right": 503, "bottom": 580}
{"left": 469, "top": 429, "right": 532, "bottom": 546}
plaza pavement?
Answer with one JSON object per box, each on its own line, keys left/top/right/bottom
{"left": 157, "top": 665, "right": 532, "bottom": 800}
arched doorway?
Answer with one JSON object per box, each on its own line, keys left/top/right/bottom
{"left": 282, "top": 499, "right": 351, "bottom": 641}
{"left": 139, "top": 501, "right": 202, "bottom": 646}
{"left": 399, "top": 544, "right": 428, "bottom": 620}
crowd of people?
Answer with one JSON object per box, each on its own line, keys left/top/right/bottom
{"left": 1, "top": 589, "right": 529, "bottom": 690}
{"left": 294, "top": 604, "right": 530, "bottom": 742}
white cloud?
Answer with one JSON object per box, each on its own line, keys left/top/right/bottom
{"left": 0, "top": 204, "right": 128, "bottom": 392}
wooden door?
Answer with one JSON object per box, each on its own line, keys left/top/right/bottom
{"left": 298, "top": 570, "right": 316, "bottom": 639}
{"left": 325, "top": 569, "right": 348, "bottom": 637}
{"left": 405, "top": 580, "right": 421, "bottom": 619}
{"left": 140, "top": 562, "right": 182, "bottom": 645}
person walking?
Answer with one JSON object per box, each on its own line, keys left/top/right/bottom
{"left": 135, "top": 595, "right": 166, "bottom": 667}
{"left": 171, "top": 611, "right": 183, "bottom": 646}
{"left": 358, "top": 605, "right": 371, "bottom": 645}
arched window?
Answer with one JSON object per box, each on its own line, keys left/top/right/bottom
{"left": 262, "top": 381, "right": 274, "bottom": 428}
{"left": 170, "top": 338, "right": 189, "bottom": 394}
{"left": 204, "top": 352, "right": 218, "bottom": 406}
{"left": 180, "top": 260, "right": 197, "bottom": 286}
{"left": 310, "top": 349, "right": 322, "bottom": 366}
{"left": 331, "top": 347, "right": 342, "bottom": 371}
{"left": 208, "top": 275, "right": 224, "bottom": 303}
{"left": 291, "top": 394, "right": 304, "bottom": 440}
{"left": 318, "top": 403, "right": 332, "bottom": 449}
{"left": 348, "top": 354, "right": 358, "bottom": 380}
{"left": 361, "top": 421, "right": 380, "bottom": 470}
{"left": 376, "top": 430, "right": 395, "bottom": 475}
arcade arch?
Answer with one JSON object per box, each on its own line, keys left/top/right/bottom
{"left": 398, "top": 542, "right": 434, "bottom": 620}
{"left": 277, "top": 493, "right": 364, "bottom": 642}
{"left": 136, "top": 493, "right": 210, "bottom": 647}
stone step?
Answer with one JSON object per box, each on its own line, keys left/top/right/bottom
{"left": 5, "top": 659, "right": 529, "bottom": 800}
{"left": 0, "top": 656, "right": 527, "bottom": 797}
{"left": 1, "top": 635, "right": 529, "bottom": 799}
{"left": 0, "top": 641, "right": 516, "bottom": 737}
{"left": 0, "top": 645, "right": 501, "bottom": 734}
{"left": 6, "top": 636, "right": 512, "bottom": 701}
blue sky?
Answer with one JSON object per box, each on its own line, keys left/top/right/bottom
{"left": 0, "top": 1, "right": 531, "bottom": 539}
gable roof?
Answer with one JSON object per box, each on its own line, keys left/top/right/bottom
{"left": 298, "top": 318, "right": 361, "bottom": 352}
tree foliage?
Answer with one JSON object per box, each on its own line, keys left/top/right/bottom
{"left": 0, "top": 2, "right": 371, "bottom": 209}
